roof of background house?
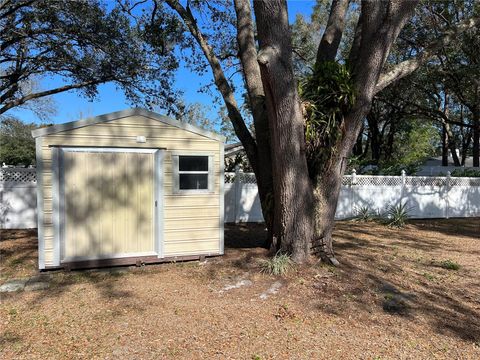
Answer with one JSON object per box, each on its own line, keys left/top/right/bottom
{"left": 224, "top": 142, "right": 244, "bottom": 156}
{"left": 416, "top": 156, "right": 477, "bottom": 176}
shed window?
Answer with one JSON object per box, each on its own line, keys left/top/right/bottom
{"left": 174, "top": 155, "right": 212, "bottom": 192}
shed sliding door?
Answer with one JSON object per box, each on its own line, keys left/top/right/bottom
{"left": 62, "top": 149, "right": 156, "bottom": 261}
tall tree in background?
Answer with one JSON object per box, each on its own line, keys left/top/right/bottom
{"left": 0, "top": 116, "right": 44, "bottom": 165}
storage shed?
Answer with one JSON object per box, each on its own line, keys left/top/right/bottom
{"left": 32, "top": 108, "right": 225, "bottom": 269}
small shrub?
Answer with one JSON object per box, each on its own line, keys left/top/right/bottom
{"left": 383, "top": 202, "right": 412, "bottom": 228}
{"left": 439, "top": 259, "right": 460, "bottom": 270}
{"left": 451, "top": 168, "right": 480, "bottom": 177}
{"left": 353, "top": 205, "right": 375, "bottom": 222}
{"left": 260, "top": 252, "right": 292, "bottom": 276}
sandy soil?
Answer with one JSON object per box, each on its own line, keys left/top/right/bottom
{"left": 0, "top": 219, "right": 479, "bottom": 359}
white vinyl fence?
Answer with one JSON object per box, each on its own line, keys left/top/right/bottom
{"left": 1, "top": 168, "right": 479, "bottom": 229}
{"left": 225, "top": 169, "right": 480, "bottom": 222}
{"left": 0, "top": 168, "right": 37, "bottom": 229}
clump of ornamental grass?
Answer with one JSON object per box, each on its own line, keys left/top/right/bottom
{"left": 353, "top": 205, "right": 375, "bottom": 222}
{"left": 260, "top": 252, "right": 293, "bottom": 276}
{"left": 383, "top": 202, "right": 412, "bottom": 228}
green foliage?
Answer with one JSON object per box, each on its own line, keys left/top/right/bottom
{"left": 353, "top": 206, "right": 375, "bottom": 222}
{"left": 451, "top": 169, "right": 480, "bottom": 177}
{"left": 439, "top": 259, "right": 460, "bottom": 271}
{"left": 299, "top": 62, "right": 356, "bottom": 176}
{"left": 1, "top": 0, "right": 182, "bottom": 114}
{"left": 387, "top": 120, "right": 437, "bottom": 171}
{"left": 383, "top": 202, "right": 412, "bottom": 228}
{"left": 0, "top": 117, "right": 44, "bottom": 166}
{"left": 260, "top": 252, "right": 292, "bottom": 276}
{"left": 224, "top": 152, "right": 252, "bottom": 173}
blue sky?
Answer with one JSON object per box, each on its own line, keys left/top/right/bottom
{"left": 7, "top": 1, "right": 315, "bottom": 126}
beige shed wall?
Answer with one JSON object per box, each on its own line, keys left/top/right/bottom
{"left": 39, "top": 115, "right": 222, "bottom": 267}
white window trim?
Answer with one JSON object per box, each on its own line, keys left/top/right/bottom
{"left": 172, "top": 154, "right": 214, "bottom": 194}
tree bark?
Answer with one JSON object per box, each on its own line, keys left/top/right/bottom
{"left": 166, "top": 0, "right": 277, "bottom": 247}
{"left": 367, "top": 112, "right": 381, "bottom": 162}
{"left": 473, "top": 85, "right": 480, "bottom": 167}
{"left": 233, "top": 0, "right": 275, "bottom": 245}
{"left": 442, "top": 125, "right": 449, "bottom": 167}
{"left": 473, "top": 110, "right": 479, "bottom": 167}
{"left": 316, "top": 0, "right": 350, "bottom": 64}
{"left": 311, "top": 0, "right": 418, "bottom": 264}
{"left": 442, "top": 92, "right": 461, "bottom": 167}
{"left": 253, "top": 0, "right": 314, "bottom": 262}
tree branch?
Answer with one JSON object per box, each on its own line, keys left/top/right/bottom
{"left": 375, "top": 15, "right": 480, "bottom": 94}
{"left": 0, "top": 78, "right": 113, "bottom": 115}
{"left": 0, "top": 0, "right": 37, "bottom": 20}
{"left": 165, "top": 0, "right": 257, "bottom": 159}
{"left": 315, "top": 0, "right": 349, "bottom": 65}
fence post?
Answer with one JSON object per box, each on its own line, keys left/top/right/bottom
{"left": 446, "top": 171, "right": 451, "bottom": 219}
{"left": 351, "top": 169, "right": 357, "bottom": 217}
{"left": 401, "top": 170, "right": 406, "bottom": 204}
{"left": 234, "top": 166, "right": 241, "bottom": 223}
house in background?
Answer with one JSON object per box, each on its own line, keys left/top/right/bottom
{"left": 224, "top": 142, "right": 252, "bottom": 172}
{"left": 416, "top": 155, "right": 477, "bottom": 176}
{"left": 32, "top": 108, "right": 225, "bottom": 270}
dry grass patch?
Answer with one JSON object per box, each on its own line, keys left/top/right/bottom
{"left": 1, "top": 219, "right": 479, "bottom": 359}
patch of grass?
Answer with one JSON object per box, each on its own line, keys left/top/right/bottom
{"left": 439, "top": 259, "right": 460, "bottom": 271}
{"left": 260, "top": 252, "right": 292, "bottom": 276}
{"left": 422, "top": 272, "right": 436, "bottom": 281}
{"left": 383, "top": 202, "right": 412, "bottom": 228}
{"left": 384, "top": 293, "right": 395, "bottom": 301}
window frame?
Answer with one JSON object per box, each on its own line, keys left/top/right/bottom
{"left": 172, "top": 153, "right": 214, "bottom": 194}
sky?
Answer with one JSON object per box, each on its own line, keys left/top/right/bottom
{"left": 7, "top": 1, "right": 315, "bottom": 126}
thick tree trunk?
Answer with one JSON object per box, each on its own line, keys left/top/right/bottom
{"left": 312, "top": 160, "right": 344, "bottom": 266}
{"left": 312, "top": 105, "right": 367, "bottom": 264}
{"left": 310, "top": 1, "right": 417, "bottom": 264}
{"left": 253, "top": 0, "right": 314, "bottom": 262}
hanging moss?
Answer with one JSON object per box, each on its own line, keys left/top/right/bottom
{"left": 299, "top": 62, "right": 356, "bottom": 180}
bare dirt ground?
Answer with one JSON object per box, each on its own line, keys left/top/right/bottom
{"left": 1, "top": 219, "right": 479, "bottom": 359}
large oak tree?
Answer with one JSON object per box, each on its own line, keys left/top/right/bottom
{"left": 159, "top": 0, "right": 479, "bottom": 263}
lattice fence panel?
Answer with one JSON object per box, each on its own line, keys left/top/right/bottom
{"left": 405, "top": 177, "right": 447, "bottom": 187}
{"left": 342, "top": 176, "right": 352, "bottom": 186}
{"left": 354, "top": 176, "right": 402, "bottom": 186}
{"left": 0, "top": 168, "right": 36, "bottom": 183}
{"left": 238, "top": 172, "right": 257, "bottom": 184}
{"left": 450, "top": 177, "right": 480, "bottom": 186}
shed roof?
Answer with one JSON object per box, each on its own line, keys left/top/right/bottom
{"left": 31, "top": 108, "right": 225, "bottom": 142}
